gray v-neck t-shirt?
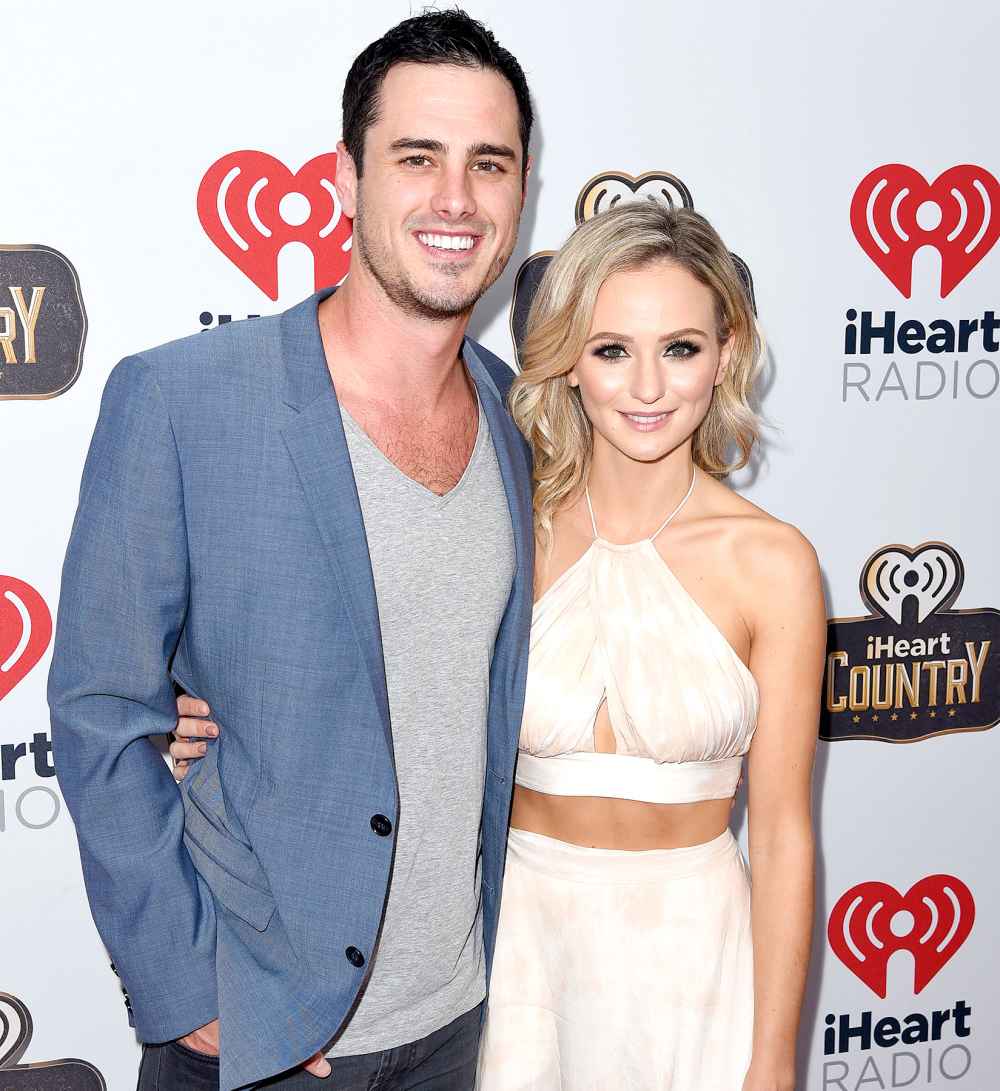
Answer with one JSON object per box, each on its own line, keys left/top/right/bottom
{"left": 328, "top": 392, "right": 515, "bottom": 1056}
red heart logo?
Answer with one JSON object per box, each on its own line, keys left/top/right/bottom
{"left": 850, "top": 164, "right": 1000, "bottom": 297}
{"left": 828, "top": 875, "right": 975, "bottom": 998}
{"left": 0, "top": 576, "right": 52, "bottom": 702}
{"left": 197, "top": 151, "right": 353, "bottom": 301}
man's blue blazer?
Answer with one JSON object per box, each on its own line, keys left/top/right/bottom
{"left": 48, "top": 289, "right": 534, "bottom": 1091}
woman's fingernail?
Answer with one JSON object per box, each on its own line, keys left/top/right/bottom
{"left": 198, "top": 742, "right": 207, "bottom": 754}
{"left": 200, "top": 703, "right": 211, "bottom": 716}
{"left": 207, "top": 723, "right": 219, "bottom": 737}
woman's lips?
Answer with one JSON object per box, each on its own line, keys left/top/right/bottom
{"left": 619, "top": 410, "right": 672, "bottom": 432}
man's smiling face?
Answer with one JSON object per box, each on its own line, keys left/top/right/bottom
{"left": 338, "top": 62, "right": 529, "bottom": 321}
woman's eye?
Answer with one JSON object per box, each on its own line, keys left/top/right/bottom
{"left": 665, "top": 340, "right": 700, "bottom": 359}
{"left": 594, "top": 343, "right": 629, "bottom": 360}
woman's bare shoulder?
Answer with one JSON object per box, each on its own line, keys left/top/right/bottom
{"left": 691, "top": 474, "right": 820, "bottom": 590}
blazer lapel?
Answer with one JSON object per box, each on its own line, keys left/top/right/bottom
{"left": 278, "top": 291, "right": 392, "bottom": 746}
{"left": 464, "top": 341, "right": 535, "bottom": 758}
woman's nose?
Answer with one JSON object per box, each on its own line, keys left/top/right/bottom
{"left": 629, "top": 354, "right": 666, "bottom": 404}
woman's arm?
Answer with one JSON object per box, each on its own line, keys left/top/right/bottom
{"left": 742, "top": 524, "right": 826, "bottom": 1091}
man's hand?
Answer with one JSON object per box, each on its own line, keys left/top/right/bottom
{"left": 170, "top": 704, "right": 330, "bottom": 1079}
{"left": 176, "top": 1016, "right": 331, "bottom": 1078}
{"left": 178, "top": 1018, "right": 220, "bottom": 1056}
{"left": 301, "top": 1051, "right": 333, "bottom": 1078}
{"left": 170, "top": 695, "right": 218, "bottom": 781}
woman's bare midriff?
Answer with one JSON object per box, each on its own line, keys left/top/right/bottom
{"left": 509, "top": 784, "right": 734, "bottom": 850}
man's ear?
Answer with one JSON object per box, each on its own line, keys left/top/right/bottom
{"left": 715, "top": 335, "right": 734, "bottom": 387}
{"left": 520, "top": 153, "right": 534, "bottom": 212}
{"left": 336, "top": 140, "right": 359, "bottom": 219}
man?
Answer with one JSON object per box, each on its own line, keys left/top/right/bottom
{"left": 48, "top": 11, "right": 534, "bottom": 1090}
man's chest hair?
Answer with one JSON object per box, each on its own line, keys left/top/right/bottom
{"left": 354, "top": 402, "right": 479, "bottom": 496}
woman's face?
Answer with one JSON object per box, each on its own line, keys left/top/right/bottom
{"left": 569, "top": 260, "right": 732, "bottom": 465}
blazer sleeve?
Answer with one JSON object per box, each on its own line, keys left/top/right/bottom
{"left": 48, "top": 355, "right": 218, "bottom": 1043}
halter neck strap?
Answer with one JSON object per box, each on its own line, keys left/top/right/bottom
{"left": 586, "top": 469, "right": 697, "bottom": 544}
{"left": 584, "top": 488, "right": 600, "bottom": 538}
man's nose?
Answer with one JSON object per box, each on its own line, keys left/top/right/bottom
{"left": 430, "top": 165, "right": 477, "bottom": 220}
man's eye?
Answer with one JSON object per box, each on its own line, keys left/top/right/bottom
{"left": 473, "top": 160, "right": 504, "bottom": 173}
{"left": 402, "top": 155, "right": 433, "bottom": 167}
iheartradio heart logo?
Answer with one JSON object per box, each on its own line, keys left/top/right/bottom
{"left": 197, "top": 151, "right": 353, "bottom": 301}
{"left": 573, "top": 170, "right": 694, "bottom": 223}
{"left": 851, "top": 164, "right": 1000, "bottom": 298}
{"left": 828, "top": 876, "right": 975, "bottom": 998}
{"left": 0, "top": 576, "right": 52, "bottom": 702}
{"left": 862, "top": 542, "right": 963, "bottom": 625}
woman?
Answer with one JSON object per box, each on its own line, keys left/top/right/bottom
{"left": 172, "top": 202, "right": 825, "bottom": 1089}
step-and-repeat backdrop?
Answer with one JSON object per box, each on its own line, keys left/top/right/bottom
{"left": 3, "top": 1, "right": 996, "bottom": 1087}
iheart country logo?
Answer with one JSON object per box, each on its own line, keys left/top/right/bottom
{"left": 0, "top": 576, "right": 52, "bottom": 701}
{"left": 197, "top": 151, "right": 353, "bottom": 301}
{"left": 828, "top": 876, "right": 975, "bottom": 998}
{"left": 821, "top": 541, "right": 1000, "bottom": 743}
{"left": 0, "top": 245, "right": 88, "bottom": 400}
{"left": 0, "top": 993, "right": 106, "bottom": 1089}
{"left": 850, "top": 164, "right": 1000, "bottom": 298}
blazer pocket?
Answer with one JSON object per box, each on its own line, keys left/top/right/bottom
{"left": 184, "top": 777, "right": 276, "bottom": 932}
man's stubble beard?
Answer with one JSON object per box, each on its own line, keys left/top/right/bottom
{"left": 352, "top": 198, "right": 516, "bottom": 323}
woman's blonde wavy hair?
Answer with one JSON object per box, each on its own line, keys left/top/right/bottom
{"left": 509, "top": 200, "right": 763, "bottom": 550}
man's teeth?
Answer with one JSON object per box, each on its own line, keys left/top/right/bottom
{"left": 417, "top": 233, "right": 476, "bottom": 251}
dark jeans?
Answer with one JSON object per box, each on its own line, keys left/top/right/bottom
{"left": 136, "top": 1002, "right": 483, "bottom": 1090}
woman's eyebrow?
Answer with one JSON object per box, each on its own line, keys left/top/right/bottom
{"left": 585, "top": 331, "right": 633, "bottom": 344}
{"left": 584, "top": 327, "right": 708, "bottom": 344}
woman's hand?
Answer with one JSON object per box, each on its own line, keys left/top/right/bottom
{"left": 741, "top": 1062, "right": 796, "bottom": 1091}
{"left": 170, "top": 694, "right": 218, "bottom": 781}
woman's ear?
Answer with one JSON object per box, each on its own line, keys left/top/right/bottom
{"left": 714, "top": 335, "right": 734, "bottom": 387}
{"left": 567, "top": 368, "right": 580, "bottom": 389}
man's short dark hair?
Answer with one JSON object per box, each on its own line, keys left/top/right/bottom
{"left": 342, "top": 8, "right": 533, "bottom": 177}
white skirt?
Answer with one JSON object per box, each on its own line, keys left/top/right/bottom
{"left": 477, "top": 827, "right": 753, "bottom": 1091}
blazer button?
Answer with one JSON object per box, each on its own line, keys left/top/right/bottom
{"left": 370, "top": 813, "right": 392, "bottom": 837}
{"left": 345, "top": 946, "right": 365, "bottom": 968}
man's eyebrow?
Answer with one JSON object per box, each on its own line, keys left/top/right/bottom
{"left": 468, "top": 142, "right": 517, "bottom": 160}
{"left": 388, "top": 138, "right": 447, "bottom": 154}
{"left": 386, "top": 138, "right": 517, "bottom": 161}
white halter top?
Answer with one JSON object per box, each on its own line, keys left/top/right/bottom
{"left": 515, "top": 474, "right": 760, "bottom": 804}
